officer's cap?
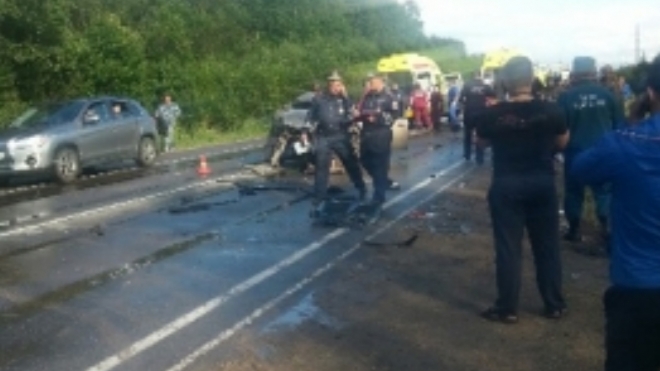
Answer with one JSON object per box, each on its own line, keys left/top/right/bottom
{"left": 571, "top": 56, "right": 598, "bottom": 76}
{"left": 327, "top": 70, "right": 342, "bottom": 81}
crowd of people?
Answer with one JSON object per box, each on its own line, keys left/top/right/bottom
{"left": 269, "top": 52, "right": 660, "bottom": 369}
{"left": 469, "top": 53, "right": 660, "bottom": 370}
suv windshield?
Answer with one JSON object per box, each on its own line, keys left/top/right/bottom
{"left": 291, "top": 99, "right": 313, "bottom": 110}
{"left": 11, "top": 101, "right": 85, "bottom": 129}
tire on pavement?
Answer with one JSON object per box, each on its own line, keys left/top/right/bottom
{"left": 53, "top": 146, "right": 81, "bottom": 184}
{"left": 136, "top": 136, "right": 158, "bottom": 168}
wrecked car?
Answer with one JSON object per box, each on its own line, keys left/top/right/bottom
{"left": 266, "top": 91, "right": 316, "bottom": 170}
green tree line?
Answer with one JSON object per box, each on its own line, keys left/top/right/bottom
{"left": 0, "top": 0, "right": 472, "bottom": 133}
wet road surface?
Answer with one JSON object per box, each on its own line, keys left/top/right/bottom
{"left": 0, "top": 138, "right": 265, "bottom": 209}
{"left": 0, "top": 132, "right": 470, "bottom": 371}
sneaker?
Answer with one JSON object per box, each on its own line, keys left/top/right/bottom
{"left": 563, "top": 230, "right": 583, "bottom": 242}
{"left": 389, "top": 181, "right": 401, "bottom": 191}
{"left": 481, "top": 307, "right": 518, "bottom": 324}
{"left": 543, "top": 307, "right": 568, "bottom": 320}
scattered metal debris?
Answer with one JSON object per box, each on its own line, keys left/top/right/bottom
{"left": 362, "top": 234, "right": 419, "bottom": 249}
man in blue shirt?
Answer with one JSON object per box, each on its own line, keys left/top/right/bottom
{"left": 558, "top": 57, "right": 623, "bottom": 244}
{"left": 571, "top": 55, "right": 660, "bottom": 371}
{"left": 447, "top": 82, "right": 461, "bottom": 132}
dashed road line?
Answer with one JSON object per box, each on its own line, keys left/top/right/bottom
{"left": 82, "top": 159, "right": 468, "bottom": 371}
{"left": 165, "top": 165, "right": 471, "bottom": 371}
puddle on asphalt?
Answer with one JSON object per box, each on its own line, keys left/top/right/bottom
{"left": 261, "top": 292, "right": 342, "bottom": 334}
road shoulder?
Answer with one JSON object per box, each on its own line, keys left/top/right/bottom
{"left": 212, "top": 167, "right": 609, "bottom": 371}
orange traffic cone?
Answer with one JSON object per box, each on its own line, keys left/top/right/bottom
{"left": 197, "top": 155, "right": 211, "bottom": 177}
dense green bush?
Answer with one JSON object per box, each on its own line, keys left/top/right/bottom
{"left": 0, "top": 0, "right": 474, "bottom": 133}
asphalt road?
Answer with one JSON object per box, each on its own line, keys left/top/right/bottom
{"left": 0, "top": 132, "right": 470, "bottom": 371}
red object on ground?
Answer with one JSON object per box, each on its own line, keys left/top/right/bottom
{"left": 197, "top": 155, "right": 211, "bottom": 177}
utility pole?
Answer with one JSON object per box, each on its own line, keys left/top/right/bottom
{"left": 635, "top": 24, "right": 641, "bottom": 63}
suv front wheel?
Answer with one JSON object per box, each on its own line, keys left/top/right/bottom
{"left": 136, "top": 136, "right": 157, "bottom": 167}
{"left": 53, "top": 147, "right": 81, "bottom": 184}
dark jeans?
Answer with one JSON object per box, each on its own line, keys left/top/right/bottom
{"left": 314, "top": 135, "right": 365, "bottom": 202}
{"left": 487, "top": 175, "right": 566, "bottom": 314}
{"left": 605, "top": 286, "right": 660, "bottom": 371}
{"left": 463, "top": 115, "right": 484, "bottom": 163}
{"left": 563, "top": 149, "right": 611, "bottom": 223}
{"left": 361, "top": 128, "right": 392, "bottom": 204}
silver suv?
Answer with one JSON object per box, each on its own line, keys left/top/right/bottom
{"left": 0, "top": 96, "right": 160, "bottom": 184}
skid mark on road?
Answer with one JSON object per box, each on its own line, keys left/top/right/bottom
{"left": 0, "top": 184, "right": 311, "bottom": 321}
{"left": 165, "top": 165, "right": 473, "bottom": 371}
{"left": 0, "top": 170, "right": 259, "bottom": 239}
{"left": 0, "top": 233, "right": 219, "bottom": 324}
{"left": 83, "top": 160, "right": 469, "bottom": 371}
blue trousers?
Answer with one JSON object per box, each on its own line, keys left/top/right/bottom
{"left": 563, "top": 149, "right": 611, "bottom": 223}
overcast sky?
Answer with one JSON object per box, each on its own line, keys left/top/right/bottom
{"left": 413, "top": 0, "right": 660, "bottom": 67}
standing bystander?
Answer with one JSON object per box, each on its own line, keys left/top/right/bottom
{"left": 477, "top": 56, "right": 569, "bottom": 324}
{"left": 155, "top": 93, "right": 182, "bottom": 153}
{"left": 557, "top": 57, "right": 623, "bottom": 245}
{"left": 571, "top": 55, "right": 660, "bottom": 371}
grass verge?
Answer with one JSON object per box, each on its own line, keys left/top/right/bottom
{"left": 175, "top": 118, "right": 270, "bottom": 150}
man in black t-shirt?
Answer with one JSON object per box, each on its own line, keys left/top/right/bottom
{"left": 476, "top": 56, "right": 569, "bottom": 324}
{"left": 460, "top": 71, "right": 495, "bottom": 164}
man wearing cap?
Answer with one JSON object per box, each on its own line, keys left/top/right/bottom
{"left": 557, "top": 57, "right": 624, "bottom": 244}
{"left": 304, "top": 71, "right": 366, "bottom": 208}
{"left": 571, "top": 55, "right": 660, "bottom": 371}
{"left": 357, "top": 73, "right": 397, "bottom": 218}
{"left": 477, "top": 56, "right": 568, "bottom": 324}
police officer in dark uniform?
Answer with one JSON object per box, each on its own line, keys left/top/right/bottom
{"left": 305, "top": 71, "right": 367, "bottom": 208}
{"left": 357, "top": 74, "right": 397, "bottom": 217}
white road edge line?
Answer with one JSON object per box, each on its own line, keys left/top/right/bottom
{"left": 164, "top": 166, "right": 473, "bottom": 371}
{"left": 83, "top": 160, "right": 467, "bottom": 371}
{"left": 0, "top": 171, "right": 252, "bottom": 239}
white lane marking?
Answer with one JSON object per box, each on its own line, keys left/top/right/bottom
{"left": 165, "top": 167, "right": 473, "bottom": 371}
{"left": 0, "top": 143, "right": 263, "bottom": 197}
{"left": 0, "top": 171, "right": 254, "bottom": 239}
{"left": 83, "top": 159, "right": 466, "bottom": 371}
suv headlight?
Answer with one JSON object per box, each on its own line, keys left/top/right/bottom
{"left": 8, "top": 135, "right": 50, "bottom": 150}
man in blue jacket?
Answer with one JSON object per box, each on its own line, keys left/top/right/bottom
{"left": 571, "top": 55, "right": 660, "bottom": 371}
{"left": 558, "top": 57, "right": 624, "bottom": 243}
